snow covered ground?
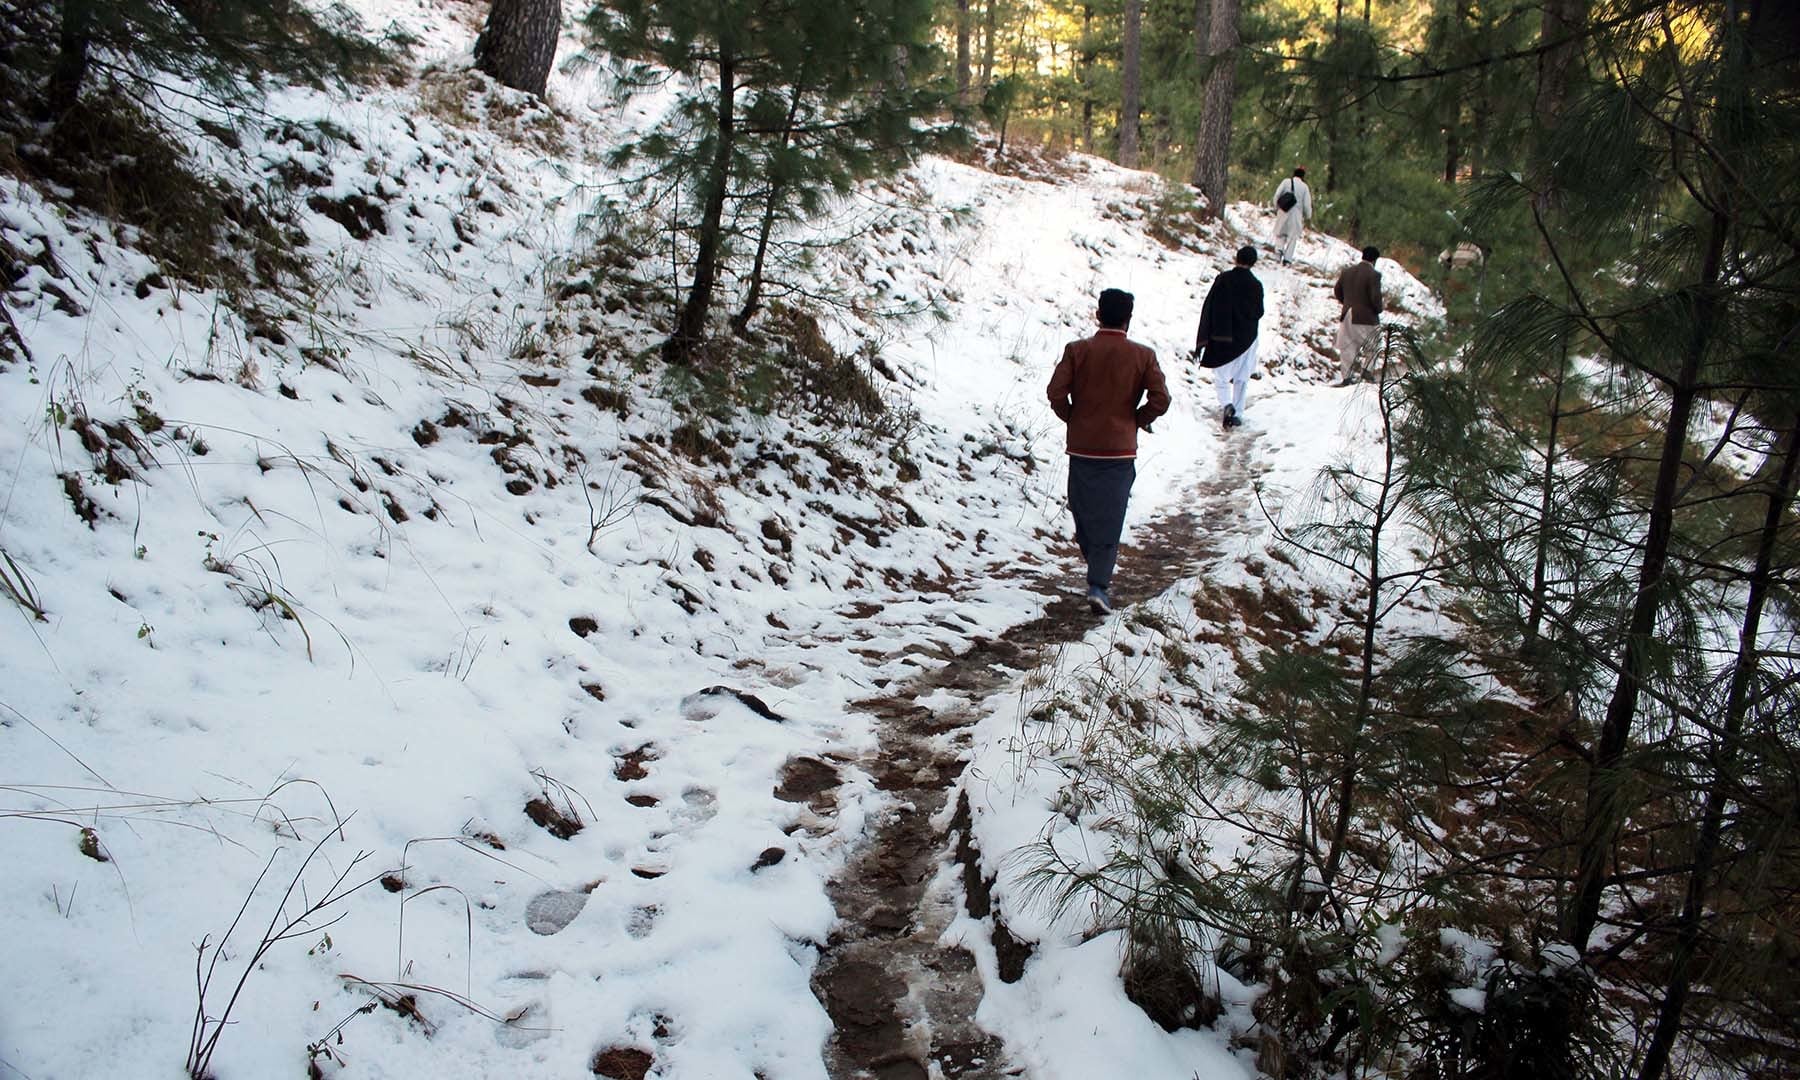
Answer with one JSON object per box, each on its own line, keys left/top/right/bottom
{"left": 0, "top": 5, "right": 1440, "bottom": 1078}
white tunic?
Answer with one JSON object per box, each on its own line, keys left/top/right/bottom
{"left": 1272, "top": 176, "right": 1312, "bottom": 240}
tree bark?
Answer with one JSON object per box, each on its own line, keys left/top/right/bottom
{"left": 474, "top": 0, "right": 562, "bottom": 99}
{"left": 665, "top": 49, "right": 736, "bottom": 366}
{"left": 1524, "top": 343, "right": 1568, "bottom": 651}
{"left": 1325, "top": 0, "right": 1343, "bottom": 194}
{"left": 733, "top": 77, "right": 808, "bottom": 337}
{"left": 1119, "top": 0, "right": 1142, "bottom": 167}
{"left": 955, "top": 0, "right": 972, "bottom": 103}
{"left": 1567, "top": 210, "right": 1727, "bottom": 950}
{"left": 979, "top": 0, "right": 998, "bottom": 90}
{"left": 42, "top": 0, "right": 94, "bottom": 120}
{"left": 1348, "top": 0, "right": 1370, "bottom": 244}
{"left": 1192, "top": 0, "right": 1207, "bottom": 112}
{"left": 1190, "top": 0, "right": 1240, "bottom": 218}
{"left": 1531, "top": 0, "right": 1589, "bottom": 209}
{"left": 1079, "top": 5, "right": 1095, "bottom": 151}
{"left": 1443, "top": 0, "right": 1469, "bottom": 184}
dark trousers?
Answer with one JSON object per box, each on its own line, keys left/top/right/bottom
{"left": 1067, "top": 456, "right": 1135, "bottom": 591}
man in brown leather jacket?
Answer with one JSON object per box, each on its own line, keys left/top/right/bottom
{"left": 1332, "top": 246, "right": 1385, "bottom": 385}
{"left": 1045, "top": 288, "right": 1171, "bottom": 614}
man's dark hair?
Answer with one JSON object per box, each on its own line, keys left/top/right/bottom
{"left": 1097, "top": 288, "right": 1135, "bottom": 329}
{"left": 1235, "top": 245, "right": 1258, "bottom": 267}
{"left": 1293, "top": 166, "right": 1307, "bottom": 177}
{"left": 1362, "top": 246, "right": 1380, "bottom": 261}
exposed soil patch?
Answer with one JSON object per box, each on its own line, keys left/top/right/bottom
{"left": 614, "top": 746, "right": 656, "bottom": 781}
{"left": 524, "top": 796, "right": 582, "bottom": 839}
{"left": 812, "top": 435, "right": 1267, "bottom": 1078}
{"left": 775, "top": 756, "right": 843, "bottom": 811}
{"left": 590, "top": 1046, "right": 653, "bottom": 1079}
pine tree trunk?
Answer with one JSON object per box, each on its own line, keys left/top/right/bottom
{"left": 1531, "top": 0, "right": 1588, "bottom": 210}
{"left": 956, "top": 0, "right": 972, "bottom": 103}
{"left": 473, "top": 0, "right": 561, "bottom": 99}
{"left": 42, "top": 0, "right": 94, "bottom": 120}
{"left": 1348, "top": 0, "right": 1369, "bottom": 244}
{"left": 1470, "top": 87, "right": 1490, "bottom": 178}
{"left": 665, "top": 50, "right": 736, "bottom": 367}
{"left": 1192, "top": 0, "right": 1208, "bottom": 124}
{"left": 1533, "top": 0, "right": 1587, "bottom": 136}
{"left": 1637, "top": 418, "right": 1800, "bottom": 1080}
{"left": 1567, "top": 210, "right": 1727, "bottom": 950}
{"left": 1119, "top": 0, "right": 1142, "bottom": 167}
{"left": 979, "top": 0, "right": 998, "bottom": 90}
{"left": 1080, "top": 5, "right": 1095, "bottom": 152}
{"left": 1444, "top": 0, "right": 1469, "bottom": 183}
{"left": 1523, "top": 350, "right": 1567, "bottom": 651}
{"left": 733, "top": 79, "right": 807, "bottom": 337}
{"left": 1325, "top": 0, "right": 1343, "bottom": 194}
{"left": 1190, "top": 0, "right": 1239, "bottom": 219}
{"left": 1321, "top": 340, "right": 1398, "bottom": 890}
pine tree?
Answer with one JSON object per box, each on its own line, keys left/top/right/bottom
{"left": 1415, "top": 2, "right": 1800, "bottom": 1068}
{"left": 731, "top": 1, "right": 953, "bottom": 334}
{"left": 14, "top": 0, "right": 382, "bottom": 120}
{"left": 584, "top": 0, "right": 949, "bottom": 365}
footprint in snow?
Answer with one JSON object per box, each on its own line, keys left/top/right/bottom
{"left": 524, "top": 888, "right": 590, "bottom": 936}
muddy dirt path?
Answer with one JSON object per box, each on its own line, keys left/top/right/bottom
{"left": 811, "top": 432, "right": 1266, "bottom": 1079}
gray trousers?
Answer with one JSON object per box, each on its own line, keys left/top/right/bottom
{"left": 1067, "top": 456, "right": 1135, "bottom": 590}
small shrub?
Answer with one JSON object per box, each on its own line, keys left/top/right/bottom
{"left": 659, "top": 304, "right": 917, "bottom": 452}
{"left": 188, "top": 833, "right": 379, "bottom": 1080}
{"left": 1143, "top": 182, "right": 1208, "bottom": 251}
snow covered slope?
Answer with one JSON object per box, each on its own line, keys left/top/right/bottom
{"left": 0, "top": 6, "right": 1439, "bottom": 1078}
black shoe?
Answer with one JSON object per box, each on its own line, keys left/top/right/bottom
{"left": 1228, "top": 409, "right": 1244, "bottom": 427}
{"left": 1221, "top": 404, "right": 1236, "bottom": 431}
{"left": 1086, "top": 586, "right": 1112, "bottom": 614}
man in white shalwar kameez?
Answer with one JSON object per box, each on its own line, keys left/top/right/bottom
{"left": 1194, "top": 246, "right": 1265, "bottom": 432}
{"left": 1271, "top": 166, "right": 1312, "bottom": 265}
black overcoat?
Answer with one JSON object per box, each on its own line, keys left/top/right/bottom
{"left": 1195, "top": 266, "right": 1265, "bottom": 369}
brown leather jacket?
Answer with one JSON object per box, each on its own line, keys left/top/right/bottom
{"left": 1333, "top": 259, "right": 1385, "bottom": 325}
{"left": 1046, "top": 329, "right": 1170, "bottom": 458}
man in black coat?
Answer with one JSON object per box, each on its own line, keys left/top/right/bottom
{"left": 1194, "top": 246, "right": 1265, "bottom": 431}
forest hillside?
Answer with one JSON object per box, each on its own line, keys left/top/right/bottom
{"left": 3, "top": 1, "right": 1796, "bottom": 1080}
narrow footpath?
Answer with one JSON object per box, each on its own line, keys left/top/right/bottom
{"left": 811, "top": 431, "right": 1268, "bottom": 1079}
